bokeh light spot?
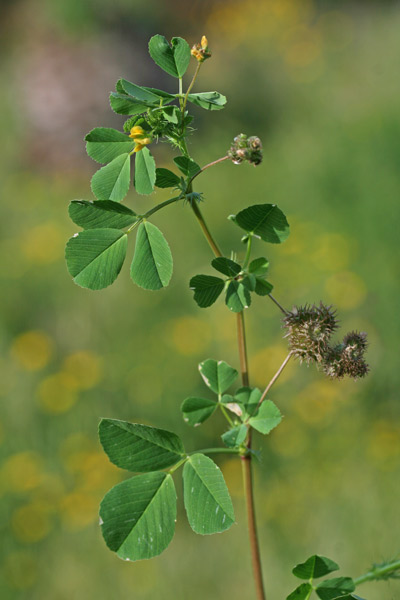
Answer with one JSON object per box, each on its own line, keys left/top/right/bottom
{"left": 11, "top": 330, "right": 53, "bottom": 371}
{"left": 166, "top": 316, "right": 211, "bottom": 356}
{"left": 61, "top": 350, "right": 102, "bottom": 390}
{"left": 325, "top": 271, "right": 367, "bottom": 309}
{"left": 12, "top": 502, "right": 52, "bottom": 543}
{"left": 37, "top": 373, "right": 78, "bottom": 414}
{"left": 1, "top": 451, "right": 44, "bottom": 493}
{"left": 21, "top": 222, "right": 64, "bottom": 264}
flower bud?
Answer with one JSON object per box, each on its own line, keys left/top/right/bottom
{"left": 191, "top": 36, "right": 212, "bottom": 62}
{"left": 228, "top": 133, "right": 263, "bottom": 166}
{"left": 129, "top": 125, "right": 145, "bottom": 139}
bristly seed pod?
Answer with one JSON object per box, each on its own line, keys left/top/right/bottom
{"left": 283, "top": 303, "right": 339, "bottom": 364}
{"left": 324, "top": 331, "right": 369, "bottom": 380}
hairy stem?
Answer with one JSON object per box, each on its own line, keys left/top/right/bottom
{"left": 354, "top": 559, "right": 400, "bottom": 586}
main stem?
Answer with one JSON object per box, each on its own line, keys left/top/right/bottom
{"left": 190, "top": 199, "right": 266, "bottom": 600}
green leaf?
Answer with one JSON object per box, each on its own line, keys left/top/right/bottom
{"left": 91, "top": 153, "right": 131, "bottom": 202}
{"left": 189, "top": 274, "right": 225, "bottom": 308}
{"left": 286, "top": 583, "right": 313, "bottom": 600}
{"left": 183, "top": 454, "right": 235, "bottom": 534}
{"left": 234, "top": 387, "right": 262, "bottom": 419}
{"left": 248, "top": 400, "right": 282, "bottom": 434}
{"left": 134, "top": 147, "right": 156, "bottom": 195}
{"left": 65, "top": 229, "right": 127, "bottom": 290}
{"left": 173, "top": 156, "right": 201, "bottom": 178}
{"left": 130, "top": 222, "right": 173, "bottom": 290}
{"left": 293, "top": 555, "right": 340, "bottom": 580}
{"left": 242, "top": 274, "right": 256, "bottom": 291}
{"left": 99, "top": 418, "right": 184, "bottom": 472}
{"left": 148, "top": 35, "right": 191, "bottom": 78}
{"left": 225, "top": 280, "right": 251, "bottom": 312}
{"left": 230, "top": 204, "right": 290, "bottom": 243}
{"left": 110, "top": 92, "right": 150, "bottom": 115}
{"left": 221, "top": 425, "right": 247, "bottom": 448}
{"left": 160, "top": 106, "right": 180, "bottom": 123}
{"left": 181, "top": 397, "right": 217, "bottom": 427}
{"left": 316, "top": 578, "right": 355, "bottom": 600}
{"left": 143, "top": 87, "right": 175, "bottom": 100}
{"left": 118, "top": 79, "right": 161, "bottom": 104}
{"left": 85, "top": 128, "right": 135, "bottom": 164}
{"left": 249, "top": 257, "right": 269, "bottom": 276}
{"left": 254, "top": 278, "right": 274, "bottom": 296}
{"left": 69, "top": 200, "right": 137, "bottom": 230}
{"left": 211, "top": 257, "right": 241, "bottom": 277}
{"left": 100, "top": 472, "right": 176, "bottom": 561}
{"left": 187, "top": 91, "right": 227, "bottom": 110}
{"left": 155, "top": 168, "right": 181, "bottom": 189}
{"left": 199, "top": 359, "right": 238, "bottom": 394}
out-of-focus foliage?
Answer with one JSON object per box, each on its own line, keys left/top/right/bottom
{"left": 0, "top": 1, "right": 399, "bottom": 599}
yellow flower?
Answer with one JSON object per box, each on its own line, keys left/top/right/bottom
{"left": 201, "top": 35, "right": 208, "bottom": 50}
{"left": 133, "top": 137, "right": 152, "bottom": 153}
{"left": 129, "top": 125, "right": 145, "bottom": 139}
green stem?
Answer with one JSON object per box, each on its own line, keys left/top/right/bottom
{"left": 126, "top": 195, "right": 182, "bottom": 234}
{"left": 354, "top": 559, "right": 400, "bottom": 586}
{"left": 168, "top": 456, "right": 188, "bottom": 474}
{"left": 182, "top": 61, "right": 202, "bottom": 113}
{"left": 191, "top": 447, "right": 240, "bottom": 456}
{"left": 220, "top": 403, "right": 234, "bottom": 427}
{"left": 190, "top": 201, "right": 223, "bottom": 257}
{"left": 243, "top": 234, "right": 254, "bottom": 271}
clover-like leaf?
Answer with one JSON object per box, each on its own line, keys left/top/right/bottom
{"left": 248, "top": 400, "right": 282, "bottom": 435}
{"left": 190, "top": 274, "right": 225, "bottom": 308}
{"left": 148, "top": 35, "right": 191, "bottom": 78}
{"left": 183, "top": 454, "right": 235, "bottom": 534}
{"left": 99, "top": 418, "right": 185, "bottom": 472}
{"left": 293, "top": 555, "right": 340, "bottom": 580}
{"left": 230, "top": 204, "right": 290, "bottom": 244}
{"left": 134, "top": 147, "right": 156, "bottom": 195}
{"left": 100, "top": 472, "right": 176, "bottom": 561}
{"left": 199, "top": 359, "right": 238, "bottom": 394}
{"left": 69, "top": 200, "right": 137, "bottom": 230}
{"left": 130, "top": 222, "right": 173, "bottom": 290}
{"left": 85, "top": 128, "right": 135, "bottom": 164}
{"left": 91, "top": 153, "right": 131, "bottom": 202}
{"left": 65, "top": 229, "right": 127, "bottom": 290}
{"left": 181, "top": 397, "right": 217, "bottom": 427}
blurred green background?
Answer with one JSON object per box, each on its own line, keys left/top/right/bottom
{"left": 1, "top": 1, "right": 399, "bottom": 598}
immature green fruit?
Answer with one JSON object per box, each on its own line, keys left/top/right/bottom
{"left": 228, "top": 133, "right": 263, "bottom": 166}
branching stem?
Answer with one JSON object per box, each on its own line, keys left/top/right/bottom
{"left": 188, "top": 155, "right": 230, "bottom": 186}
